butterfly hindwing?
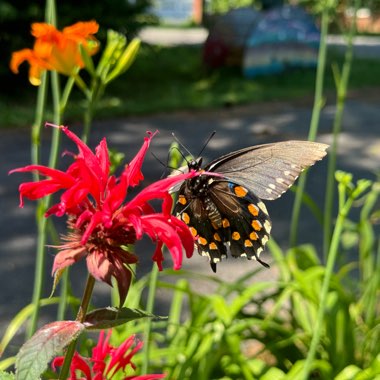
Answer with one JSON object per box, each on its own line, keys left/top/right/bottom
{"left": 176, "top": 178, "right": 228, "bottom": 266}
{"left": 175, "top": 177, "right": 272, "bottom": 272}
{"left": 209, "top": 180, "right": 272, "bottom": 263}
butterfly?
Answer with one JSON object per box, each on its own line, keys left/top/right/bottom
{"left": 173, "top": 140, "right": 328, "bottom": 272}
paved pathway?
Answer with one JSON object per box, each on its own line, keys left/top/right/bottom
{"left": 139, "top": 26, "right": 380, "bottom": 58}
{"left": 1, "top": 95, "right": 380, "bottom": 352}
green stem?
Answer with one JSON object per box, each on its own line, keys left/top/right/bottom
{"left": 301, "top": 191, "right": 354, "bottom": 379}
{"left": 81, "top": 77, "right": 104, "bottom": 143}
{"left": 31, "top": 71, "right": 48, "bottom": 177}
{"left": 61, "top": 76, "right": 76, "bottom": 113}
{"left": 27, "top": 0, "right": 60, "bottom": 338}
{"left": 323, "top": 0, "right": 358, "bottom": 261}
{"left": 141, "top": 264, "right": 159, "bottom": 375}
{"left": 59, "top": 275, "right": 96, "bottom": 380}
{"left": 289, "top": 8, "right": 329, "bottom": 247}
{"left": 82, "top": 98, "right": 94, "bottom": 144}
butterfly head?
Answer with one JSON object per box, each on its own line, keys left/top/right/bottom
{"left": 188, "top": 157, "right": 203, "bottom": 171}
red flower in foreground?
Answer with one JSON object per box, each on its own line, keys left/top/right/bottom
{"left": 10, "top": 125, "right": 196, "bottom": 304}
{"left": 52, "top": 330, "right": 165, "bottom": 379}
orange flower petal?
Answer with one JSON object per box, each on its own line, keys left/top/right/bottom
{"left": 10, "top": 49, "right": 34, "bottom": 73}
{"left": 31, "top": 22, "right": 57, "bottom": 38}
{"left": 63, "top": 21, "right": 99, "bottom": 41}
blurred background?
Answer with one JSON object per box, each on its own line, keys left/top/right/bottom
{"left": 1, "top": 0, "right": 380, "bottom": 126}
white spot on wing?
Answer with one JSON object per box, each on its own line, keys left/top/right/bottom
{"left": 264, "top": 221, "right": 272, "bottom": 233}
{"left": 258, "top": 201, "right": 268, "bottom": 215}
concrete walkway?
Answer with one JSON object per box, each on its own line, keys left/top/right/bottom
{"left": 139, "top": 26, "right": 380, "bottom": 58}
{"left": 1, "top": 95, "right": 380, "bottom": 351}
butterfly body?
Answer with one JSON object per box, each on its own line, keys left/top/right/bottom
{"left": 174, "top": 140, "right": 328, "bottom": 272}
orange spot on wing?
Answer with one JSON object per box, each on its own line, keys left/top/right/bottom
{"left": 248, "top": 204, "right": 259, "bottom": 216}
{"left": 234, "top": 186, "right": 248, "bottom": 197}
{"left": 251, "top": 220, "right": 262, "bottom": 231}
{"left": 209, "top": 242, "right": 218, "bottom": 250}
{"left": 222, "top": 218, "right": 230, "bottom": 228}
{"left": 198, "top": 236, "right": 207, "bottom": 245}
{"left": 244, "top": 240, "right": 253, "bottom": 247}
{"left": 182, "top": 213, "right": 190, "bottom": 224}
{"left": 178, "top": 195, "right": 187, "bottom": 205}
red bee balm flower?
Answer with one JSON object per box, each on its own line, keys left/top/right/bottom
{"left": 52, "top": 330, "right": 165, "bottom": 379}
{"left": 10, "top": 21, "right": 99, "bottom": 85}
{"left": 10, "top": 126, "right": 196, "bottom": 304}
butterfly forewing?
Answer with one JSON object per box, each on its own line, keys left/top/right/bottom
{"left": 173, "top": 139, "right": 328, "bottom": 271}
{"left": 206, "top": 141, "right": 328, "bottom": 200}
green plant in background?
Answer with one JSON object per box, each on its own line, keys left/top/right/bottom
{"left": 111, "top": 172, "right": 379, "bottom": 380}
{"left": 109, "top": 0, "right": 378, "bottom": 378}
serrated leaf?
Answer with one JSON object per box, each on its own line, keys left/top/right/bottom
{"left": 15, "top": 321, "right": 85, "bottom": 380}
{"left": 84, "top": 307, "right": 167, "bottom": 330}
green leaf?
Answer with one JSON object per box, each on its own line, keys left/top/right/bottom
{"left": 0, "top": 357, "right": 16, "bottom": 372}
{"left": 335, "top": 364, "right": 361, "bottom": 380}
{"left": 211, "top": 295, "right": 231, "bottom": 325}
{"left": 0, "top": 370, "right": 15, "bottom": 380}
{"left": 79, "top": 44, "right": 95, "bottom": 76}
{"left": 50, "top": 267, "right": 66, "bottom": 298}
{"left": 260, "top": 367, "right": 285, "bottom": 380}
{"left": 15, "top": 321, "right": 85, "bottom": 380}
{"left": 84, "top": 307, "right": 166, "bottom": 330}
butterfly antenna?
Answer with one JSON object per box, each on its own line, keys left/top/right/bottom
{"left": 172, "top": 133, "right": 194, "bottom": 157}
{"left": 150, "top": 151, "right": 181, "bottom": 178}
{"left": 170, "top": 145, "right": 189, "bottom": 165}
{"left": 197, "top": 130, "right": 216, "bottom": 157}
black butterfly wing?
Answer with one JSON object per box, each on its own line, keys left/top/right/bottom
{"left": 175, "top": 178, "right": 272, "bottom": 272}
{"left": 209, "top": 180, "right": 272, "bottom": 265}
{"left": 175, "top": 179, "right": 229, "bottom": 267}
{"left": 205, "top": 141, "right": 328, "bottom": 200}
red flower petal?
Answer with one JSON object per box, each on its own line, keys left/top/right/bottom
{"left": 141, "top": 214, "right": 185, "bottom": 270}
{"left": 123, "top": 131, "right": 156, "bottom": 187}
{"left": 124, "top": 171, "right": 196, "bottom": 213}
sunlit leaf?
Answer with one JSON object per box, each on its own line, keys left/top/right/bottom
{"left": 84, "top": 307, "right": 166, "bottom": 330}
{"left": 15, "top": 321, "right": 85, "bottom": 380}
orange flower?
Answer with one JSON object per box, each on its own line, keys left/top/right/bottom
{"left": 10, "top": 21, "right": 99, "bottom": 85}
